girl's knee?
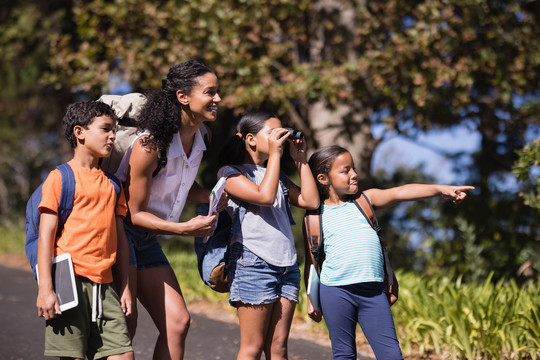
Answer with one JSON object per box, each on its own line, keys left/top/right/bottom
{"left": 267, "top": 343, "right": 288, "bottom": 360}
{"left": 169, "top": 311, "right": 191, "bottom": 338}
{"left": 240, "top": 343, "right": 264, "bottom": 360}
{"left": 373, "top": 345, "right": 403, "bottom": 360}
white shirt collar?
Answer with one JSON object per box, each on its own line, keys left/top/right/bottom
{"left": 168, "top": 128, "right": 207, "bottom": 161}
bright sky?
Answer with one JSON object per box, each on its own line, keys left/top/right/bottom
{"left": 372, "top": 126, "right": 481, "bottom": 184}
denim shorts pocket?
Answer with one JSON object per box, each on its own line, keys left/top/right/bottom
{"left": 237, "top": 248, "right": 259, "bottom": 267}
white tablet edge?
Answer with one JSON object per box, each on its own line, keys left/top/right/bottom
{"left": 54, "top": 253, "right": 78, "bottom": 312}
{"left": 307, "top": 264, "right": 320, "bottom": 310}
{"left": 36, "top": 253, "right": 79, "bottom": 312}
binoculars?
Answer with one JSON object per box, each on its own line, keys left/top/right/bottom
{"left": 283, "top": 127, "right": 304, "bottom": 140}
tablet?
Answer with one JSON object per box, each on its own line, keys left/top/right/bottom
{"left": 306, "top": 264, "right": 320, "bottom": 310}
{"left": 36, "top": 253, "right": 79, "bottom": 312}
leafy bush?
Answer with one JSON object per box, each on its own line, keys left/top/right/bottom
{"left": 394, "top": 272, "right": 540, "bottom": 359}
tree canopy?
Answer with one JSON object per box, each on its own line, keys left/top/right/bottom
{"left": 1, "top": 0, "right": 539, "bottom": 281}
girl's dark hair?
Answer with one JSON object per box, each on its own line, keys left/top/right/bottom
{"left": 308, "top": 145, "right": 349, "bottom": 199}
{"left": 137, "top": 60, "right": 216, "bottom": 151}
{"left": 218, "top": 110, "right": 275, "bottom": 166}
{"left": 63, "top": 100, "right": 116, "bottom": 148}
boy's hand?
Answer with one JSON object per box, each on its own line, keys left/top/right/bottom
{"left": 36, "top": 289, "right": 61, "bottom": 320}
{"left": 441, "top": 185, "right": 475, "bottom": 204}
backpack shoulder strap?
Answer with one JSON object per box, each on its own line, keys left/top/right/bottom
{"left": 302, "top": 207, "right": 324, "bottom": 275}
{"left": 56, "top": 163, "right": 75, "bottom": 226}
{"left": 352, "top": 192, "right": 396, "bottom": 288}
{"left": 103, "top": 171, "right": 122, "bottom": 209}
{"left": 353, "top": 192, "right": 381, "bottom": 234}
{"left": 228, "top": 165, "right": 249, "bottom": 235}
{"left": 152, "top": 147, "right": 168, "bottom": 178}
{"left": 200, "top": 123, "right": 212, "bottom": 147}
{"left": 279, "top": 171, "right": 296, "bottom": 225}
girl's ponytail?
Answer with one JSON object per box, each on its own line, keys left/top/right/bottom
{"left": 218, "top": 133, "right": 246, "bottom": 166}
{"left": 218, "top": 110, "right": 276, "bottom": 167}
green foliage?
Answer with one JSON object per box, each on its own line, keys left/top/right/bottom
{"left": 395, "top": 271, "right": 540, "bottom": 359}
{"left": 2, "top": 0, "right": 540, "bottom": 286}
{"left": 0, "top": 2, "right": 72, "bottom": 218}
{"left": 513, "top": 137, "right": 540, "bottom": 209}
{"left": 0, "top": 224, "right": 25, "bottom": 254}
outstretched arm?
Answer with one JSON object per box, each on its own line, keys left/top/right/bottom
{"left": 364, "top": 184, "right": 475, "bottom": 210}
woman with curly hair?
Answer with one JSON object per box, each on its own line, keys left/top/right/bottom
{"left": 115, "top": 60, "right": 222, "bottom": 359}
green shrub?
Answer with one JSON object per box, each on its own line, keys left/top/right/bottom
{"left": 394, "top": 271, "right": 540, "bottom": 359}
{"left": 0, "top": 223, "right": 25, "bottom": 253}
{"left": 4, "top": 223, "right": 539, "bottom": 359}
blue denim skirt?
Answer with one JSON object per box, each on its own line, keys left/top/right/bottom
{"left": 124, "top": 225, "right": 170, "bottom": 269}
{"left": 227, "top": 242, "right": 300, "bottom": 307}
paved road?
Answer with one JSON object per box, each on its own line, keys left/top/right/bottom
{"left": 0, "top": 264, "right": 370, "bottom": 359}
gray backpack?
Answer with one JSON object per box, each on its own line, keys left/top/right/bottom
{"left": 98, "top": 93, "right": 147, "bottom": 175}
{"left": 98, "top": 92, "right": 211, "bottom": 177}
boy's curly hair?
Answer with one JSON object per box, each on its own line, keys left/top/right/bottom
{"left": 137, "top": 60, "right": 216, "bottom": 152}
{"left": 63, "top": 101, "right": 116, "bottom": 148}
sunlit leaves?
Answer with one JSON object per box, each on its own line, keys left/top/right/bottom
{"left": 395, "top": 271, "right": 540, "bottom": 358}
{"left": 513, "top": 137, "right": 540, "bottom": 209}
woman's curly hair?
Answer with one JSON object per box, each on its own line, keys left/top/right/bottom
{"left": 137, "top": 60, "right": 216, "bottom": 151}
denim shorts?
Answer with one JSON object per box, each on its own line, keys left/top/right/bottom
{"left": 227, "top": 242, "right": 300, "bottom": 307}
{"left": 124, "top": 225, "right": 170, "bottom": 269}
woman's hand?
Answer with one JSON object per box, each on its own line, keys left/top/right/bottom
{"left": 182, "top": 214, "right": 218, "bottom": 237}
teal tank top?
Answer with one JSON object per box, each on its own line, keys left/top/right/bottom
{"left": 320, "top": 201, "right": 385, "bottom": 286}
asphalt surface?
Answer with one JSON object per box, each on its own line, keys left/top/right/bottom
{"left": 0, "top": 264, "right": 371, "bottom": 359}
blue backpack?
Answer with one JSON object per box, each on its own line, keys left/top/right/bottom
{"left": 194, "top": 166, "right": 295, "bottom": 293}
{"left": 25, "top": 163, "right": 121, "bottom": 280}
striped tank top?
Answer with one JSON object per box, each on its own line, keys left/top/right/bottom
{"left": 320, "top": 201, "right": 385, "bottom": 286}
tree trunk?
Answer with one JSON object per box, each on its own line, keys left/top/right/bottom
{"left": 308, "top": 99, "right": 378, "bottom": 185}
